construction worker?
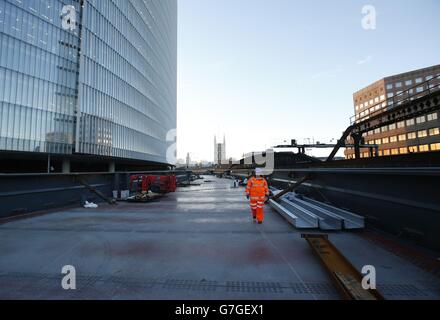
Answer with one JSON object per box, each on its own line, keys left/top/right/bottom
{"left": 245, "top": 168, "right": 269, "bottom": 224}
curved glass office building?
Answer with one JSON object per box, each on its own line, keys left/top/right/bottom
{"left": 0, "top": 0, "right": 177, "bottom": 171}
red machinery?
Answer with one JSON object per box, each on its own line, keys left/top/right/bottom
{"left": 129, "top": 175, "right": 177, "bottom": 195}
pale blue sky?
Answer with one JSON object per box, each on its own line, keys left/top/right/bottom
{"left": 177, "top": 0, "right": 440, "bottom": 161}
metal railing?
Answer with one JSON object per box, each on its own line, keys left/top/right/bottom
{"left": 350, "top": 74, "right": 440, "bottom": 125}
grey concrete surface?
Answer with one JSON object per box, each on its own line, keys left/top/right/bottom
{"left": 0, "top": 176, "right": 439, "bottom": 300}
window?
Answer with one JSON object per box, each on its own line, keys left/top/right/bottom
{"left": 416, "top": 86, "right": 424, "bottom": 93}
{"left": 418, "top": 130, "right": 428, "bottom": 138}
{"left": 390, "top": 136, "right": 398, "bottom": 143}
{"left": 431, "top": 143, "right": 440, "bottom": 151}
{"left": 386, "top": 84, "right": 393, "bottom": 90}
{"left": 0, "top": 1, "right": 4, "bottom": 25}
{"left": 380, "top": 95, "right": 385, "bottom": 101}
{"left": 416, "top": 116, "right": 426, "bottom": 124}
{"left": 397, "top": 121, "right": 405, "bottom": 128}
{"left": 409, "top": 146, "right": 418, "bottom": 153}
{"left": 416, "top": 77, "right": 423, "bottom": 84}
{"left": 419, "top": 144, "right": 429, "bottom": 152}
{"left": 375, "top": 139, "right": 381, "bottom": 145}
{"left": 426, "top": 75, "right": 434, "bottom": 81}
{"left": 383, "top": 150, "right": 391, "bottom": 156}
{"left": 427, "top": 112, "right": 438, "bottom": 121}
{"left": 399, "top": 147, "right": 408, "bottom": 154}
{"left": 374, "top": 97, "right": 379, "bottom": 103}
{"left": 395, "top": 82, "right": 402, "bottom": 88}
{"left": 406, "top": 119, "right": 415, "bottom": 126}
{"left": 391, "top": 149, "right": 399, "bottom": 155}
{"left": 398, "top": 134, "right": 407, "bottom": 141}
{"left": 387, "top": 93, "right": 394, "bottom": 98}
{"left": 381, "top": 126, "right": 388, "bottom": 133}
{"left": 429, "top": 128, "right": 440, "bottom": 136}
{"left": 407, "top": 132, "right": 417, "bottom": 140}
{"left": 382, "top": 137, "right": 389, "bottom": 144}
{"left": 379, "top": 150, "right": 383, "bottom": 156}
{"left": 374, "top": 128, "right": 380, "bottom": 134}
{"left": 405, "top": 80, "right": 413, "bottom": 86}
{"left": 389, "top": 124, "right": 396, "bottom": 130}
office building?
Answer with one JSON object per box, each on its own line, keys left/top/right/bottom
{"left": 345, "top": 65, "right": 440, "bottom": 159}
{"left": 0, "top": 0, "right": 177, "bottom": 172}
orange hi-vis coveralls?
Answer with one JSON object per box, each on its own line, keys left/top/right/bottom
{"left": 245, "top": 177, "right": 269, "bottom": 223}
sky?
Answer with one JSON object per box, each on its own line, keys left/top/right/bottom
{"left": 176, "top": 0, "right": 440, "bottom": 162}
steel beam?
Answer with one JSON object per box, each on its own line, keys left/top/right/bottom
{"left": 302, "top": 234, "right": 384, "bottom": 300}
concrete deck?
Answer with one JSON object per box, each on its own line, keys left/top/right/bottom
{"left": 0, "top": 176, "right": 439, "bottom": 300}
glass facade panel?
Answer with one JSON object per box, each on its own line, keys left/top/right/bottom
{"left": 0, "top": 0, "right": 81, "bottom": 154}
{"left": 76, "top": 0, "right": 177, "bottom": 163}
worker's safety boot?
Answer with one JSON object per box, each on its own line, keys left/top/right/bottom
{"left": 256, "top": 208, "right": 264, "bottom": 224}
{"left": 252, "top": 209, "right": 257, "bottom": 221}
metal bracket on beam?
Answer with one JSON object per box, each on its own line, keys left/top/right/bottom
{"left": 326, "top": 125, "right": 354, "bottom": 162}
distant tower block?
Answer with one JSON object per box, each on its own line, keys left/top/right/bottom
{"left": 214, "top": 135, "right": 227, "bottom": 165}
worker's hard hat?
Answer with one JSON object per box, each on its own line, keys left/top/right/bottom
{"left": 255, "top": 168, "right": 264, "bottom": 176}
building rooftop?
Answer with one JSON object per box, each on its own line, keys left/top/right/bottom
{"left": 354, "top": 64, "right": 440, "bottom": 95}
{"left": 384, "top": 64, "right": 440, "bottom": 81}
{"left": 0, "top": 177, "right": 439, "bottom": 299}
